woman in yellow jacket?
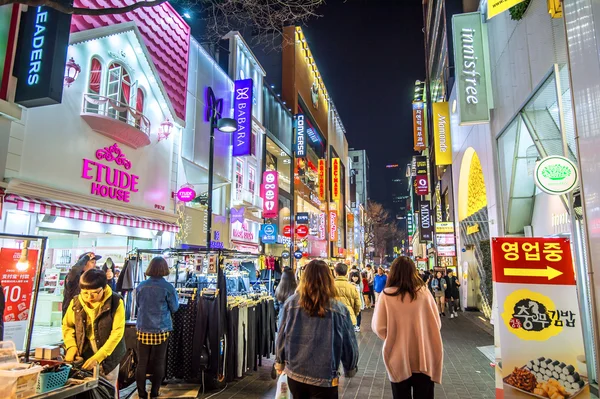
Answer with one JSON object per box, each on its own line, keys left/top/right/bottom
{"left": 62, "top": 269, "right": 126, "bottom": 392}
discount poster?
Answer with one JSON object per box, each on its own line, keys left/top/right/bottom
{"left": 492, "top": 238, "right": 588, "bottom": 398}
{"left": 0, "top": 248, "right": 37, "bottom": 350}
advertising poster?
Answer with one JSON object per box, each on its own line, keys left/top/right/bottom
{"left": 0, "top": 248, "right": 38, "bottom": 351}
{"left": 492, "top": 238, "right": 588, "bottom": 399}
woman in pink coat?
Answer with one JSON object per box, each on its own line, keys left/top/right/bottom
{"left": 372, "top": 256, "right": 443, "bottom": 399}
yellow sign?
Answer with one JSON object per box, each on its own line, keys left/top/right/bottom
{"left": 501, "top": 289, "right": 562, "bottom": 341}
{"left": 435, "top": 222, "right": 454, "bottom": 233}
{"left": 332, "top": 158, "right": 341, "bottom": 202}
{"left": 504, "top": 266, "right": 563, "bottom": 281}
{"left": 466, "top": 224, "right": 480, "bottom": 235}
{"left": 548, "top": 0, "right": 562, "bottom": 18}
{"left": 488, "top": 0, "right": 527, "bottom": 19}
{"left": 433, "top": 102, "right": 452, "bottom": 165}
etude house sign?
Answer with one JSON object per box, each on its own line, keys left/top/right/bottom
{"left": 81, "top": 143, "right": 139, "bottom": 203}
{"left": 452, "top": 12, "right": 491, "bottom": 125}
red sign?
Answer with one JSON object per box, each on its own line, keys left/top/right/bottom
{"left": 283, "top": 225, "right": 292, "bottom": 237}
{"left": 296, "top": 225, "right": 309, "bottom": 238}
{"left": 491, "top": 237, "right": 575, "bottom": 286}
{"left": 332, "top": 158, "right": 340, "bottom": 201}
{"left": 416, "top": 175, "right": 429, "bottom": 195}
{"left": 0, "top": 248, "right": 37, "bottom": 323}
{"left": 329, "top": 210, "right": 338, "bottom": 241}
{"left": 318, "top": 159, "right": 326, "bottom": 201}
{"left": 261, "top": 170, "right": 279, "bottom": 218}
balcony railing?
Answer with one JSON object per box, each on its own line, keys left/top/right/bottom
{"left": 81, "top": 93, "right": 151, "bottom": 149}
{"left": 233, "top": 188, "right": 263, "bottom": 210}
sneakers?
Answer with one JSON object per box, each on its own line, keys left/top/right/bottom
{"left": 450, "top": 313, "right": 455, "bottom": 319}
{"left": 442, "top": 312, "right": 446, "bottom": 317}
{"left": 354, "top": 326, "right": 361, "bottom": 332}
{"left": 454, "top": 311, "right": 458, "bottom": 317}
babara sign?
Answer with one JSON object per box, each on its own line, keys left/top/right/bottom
{"left": 452, "top": 12, "right": 492, "bottom": 125}
{"left": 492, "top": 238, "right": 589, "bottom": 398}
{"left": 318, "top": 159, "right": 326, "bottom": 201}
{"left": 261, "top": 170, "right": 278, "bottom": 218}
{"left": 0, "top": 248, "right": 38, "bottom": 350}
{"left": 433, "top": 102, "right": 452, "bottom": 165}
{"left": 81, "top": 144, "right": 139, "bottom": 203}
{"left": 413, "top": 102, "right": 426, "bottom": 151}
{"left": 329, "top": 210, "right": 338, "bottom": 241}
{"left": 332, "top": 158, "right": 341, "bottom": 202}
{"left": 232, "top": 78, "right": 253, "bottom": 156}
{"left": 296, "top": 114, "right": 306, "bottom": 158}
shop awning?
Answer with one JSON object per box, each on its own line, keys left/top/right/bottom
{"left": 4, "top": 194, "right": 179, "bottom": 233}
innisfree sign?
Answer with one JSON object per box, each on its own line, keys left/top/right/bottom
{"left": 534, "top": 156, "right": 579, "bottom": 195}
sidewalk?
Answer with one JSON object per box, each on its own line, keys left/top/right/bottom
{"left": 200, "top": 308, "right": 496, "bottom": 399}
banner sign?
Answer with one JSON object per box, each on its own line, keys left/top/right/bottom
{"left": 319, "top": 212, "right": 326, "bottom": 240}
{"left": 419, "top": 202, "right": 433, "bottom": 241}
{"left": 437, "top": 245, "right": 456, "bottom": 257}
{"left": 488, "top": 0, "right": 527, "bottom": 19}
{"left": 329, "top": 210, "right": 338, "bottom": 241}
{"left": 261, "top": 170, "right": 278, "bottom": 218}
{"left": 296, "top": 212, "right": 309, "bottom": 225}
{"left": 415, "top": 156, "right": 429, "bottom": 195}
{"left": 332, "top": 158, "right": 341, "bottom": 202}
{"left": 0, "top": 248, "right": 37, "bottom": 350}
{"left": 260, "top": 224, "right": 277, "bottom": 244}
{"left": 436, "top": 233, "right": 455, "bottom": 246}
{"left": 347, "top": 213, "right": 354, "bottom": 255}
{"left": 433, "top": 102, "right": 452, "bottom": 165}
{"left": 407, "top": 212, "right": 414, "bottom": 236}
{"left": 413, "top": 102, "right": 426, "bottom": 151}
{"left": 232, "top": 78, "right": 253, "bottom": 156}
{"left": 436, "top": 221, "right": 455, "bottom": 233}
{"left": 14, "top": 6, "right": 71, "bottom": 108}
{"left": 350, "top": 169, "right": 357, "bottom": 208}
{"left": 0, "top": 5, "right": 16, "bottom": 100}
{"left": 318, "top": 159, "right": 326, "bottom": 201}
{"left": 452, "top": 12, "right": 491, "bottom": 125}
{"left": 295, "top": 114, "right": 306, "bottom": 158}
{"left": 492, "top": 237, "right": 588, "bottom": 398}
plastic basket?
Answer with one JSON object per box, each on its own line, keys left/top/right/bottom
{"left": 36, "top": 364, "right": 71, "bottom": 394}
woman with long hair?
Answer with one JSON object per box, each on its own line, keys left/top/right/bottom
{"left": 275, "top": 260, "right": 358, "bottom": 398}
{"left": 274, "top": 267, "right": 297, "bottom": 324}
{"left": 372, "top": 257, "right": 443, "bottom": 399}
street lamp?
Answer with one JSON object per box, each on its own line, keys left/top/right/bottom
{"left": 205, "top": 87, "right": 237, "bottom": 248}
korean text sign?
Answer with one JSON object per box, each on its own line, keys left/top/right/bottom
{"left": 0, "top": 248, "right": 37, "bottom": 350}
{"left": 414, "top": 156, "right": 429, "bottom": 195}
{"left": 492, "top": 238, "right": 588, "bottom": 398}
{"left": 332, "top": 158, "right": 341, "bottom": 202}
{"left": 261, "top": 170, "right": 279, "bottom": 218}
{"left": 318, "top": 159, "right": 326, "bottom": 201}
{"left": 233, "top": 78, "right": 253, "bottom": 156}
{"left": 413, "top": 102, "right": 426, "bottom": 151}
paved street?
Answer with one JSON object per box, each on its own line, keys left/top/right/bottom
{"left": 202, "top": 308, "right": 496, "bottom": 399}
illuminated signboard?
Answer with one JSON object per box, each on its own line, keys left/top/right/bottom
{"left": 14, "top": 6, "right": 72, "bottom": 107}
{"left": 232, "top": 78, "right": 253, "bottom": 156}
{"left": 433, "top": 102, "right": 452, "bottom": 165}
{"left": 295, "top": 114, "right": 306, "bottom": 157}
{"left": 413, "top": 102, "right": 426, "bottom": 151}
{"left": 419, "top": 201, "right": 433, "bottom": 241}
{"left": 261, "top": 170, "right": 279, "bottom": 218}
{"left": 329, "top": 210, "right": 338, "bottom": 241}
{"left": 318, "top": 159, "right": 326, "bottom": 201}
{"left": 414, "top": 155, "right": 429, "bottom": 195}
{"left": 332, "top": 158, "right": 341, "bottom": 202}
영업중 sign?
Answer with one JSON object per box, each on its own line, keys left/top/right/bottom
{"left": 491, "top": 237, "right": 589, "bottom": 398}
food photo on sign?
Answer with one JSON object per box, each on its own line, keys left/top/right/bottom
{"left": 492, "top": 238, "right": 589, "bottom": 398}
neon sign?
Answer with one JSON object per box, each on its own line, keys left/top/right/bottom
{"left": 296, "top": 114, "right": 306, "bottom": 157}
{"left": 329, "top": 210, "right": 338, "bottom": 241}
{"left": 233, "top": 79, "right": 253, "bottom": 156}
{"left": 81, "top": 144, "right": 139, "bottom": 203}
{"left": 262, "top": 170, "right": 279, "bottom": 218}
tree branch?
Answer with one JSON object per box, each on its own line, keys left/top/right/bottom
{"left": 0, "top": 0, "right": 169, "bottom": 15}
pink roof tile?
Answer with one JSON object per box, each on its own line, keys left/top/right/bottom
{"left": 70, "top": 0, "right": 190, "bottom": 122}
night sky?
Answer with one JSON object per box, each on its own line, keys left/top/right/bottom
{"left": 302, "top": 0, "right": 425, "bottom": 207}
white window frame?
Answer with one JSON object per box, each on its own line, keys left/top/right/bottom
{"left": 248, "top": 165, "right": 256, "bottom": 195}
{"left": 235, "top": 159, "right": 244, "bottom": 201}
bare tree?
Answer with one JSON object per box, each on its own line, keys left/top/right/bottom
{"left": 363, "top": 201, "right": 399, "bottom": 263}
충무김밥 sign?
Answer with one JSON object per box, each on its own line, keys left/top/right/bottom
{"left": 492, "top": 237, "right": 589, "bottom": 398}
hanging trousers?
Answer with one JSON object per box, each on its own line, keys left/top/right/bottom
{"left": 237, "top": 306, "right": 248, "bottom": 378}
{"left": 247, "top": 305, "right": 257, "bottom": 371}
{"left": 226, "top": 307, "right": 239, "bottom": 383}
{"left": 192, "top": 295, "right": 222, "bottom": 380}
{"left": 390, "top": 373, "right": 435, "bottom": 399}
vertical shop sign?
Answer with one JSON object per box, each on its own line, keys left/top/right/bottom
{"left": 433, "top": 102, "right": 452, "bottom": 165}
{"left": 329, "top": 210, "right": 338, "bottom": 241}
{"left": 261, "top": 170, "right": 279, "bottom": 218}
{"left": 319, "top": 212, "right": 326, "bottom": 240}
{"left": 350, "top": 169, "right": 357, "bottom": 208}
{"left": 0, "top": 5, "right": 17, "bottom": 100}
{"left": 0, "top": 248, "right": 37, "bottom": 350}
{"left": 419, "top": 202, "right": 432, "bottom": 241}
{"left": 332, "top": 158, "right": 341, "bottom": 202}
{"left": 414, "top": 155, "right": 429, "bottom": 195}
{"left": 347, "top": 214, "right": 354, "bottom": 255}
{"left": 232, "top": 78, "right": 253, "bottom": 156}
{"left": 295, "top": 114, "right": 306, "bottom": 158}
{"left": 318, "top": 159, "right": 326, "bottom": 201}
{"left": 452, "top": 12, "right": 492, "bottom": 125}
{"left": 14, "top": 6, "right": 72, "bottom": 108}
{"left": 407, "top": 212, "right": 414, "bottom": 236}
{"left": 413, "top": 102, "right": 426, "bottom": 151}
{"left": 492, "top": 238, "right": 589, "bottom": 398}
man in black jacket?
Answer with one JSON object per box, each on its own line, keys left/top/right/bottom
{"left": 445, "top": 269, "right": 461, "bottom": 318}
{"left": 62, "top": 252, "right": 109, "bottom": 318}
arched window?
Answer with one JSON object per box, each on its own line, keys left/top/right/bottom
{"left": 88, "top": 57, "right": 102, "bottom": 95}
{"left": 107, "top": 62, "right": 132, "bottom": 122}
{"left": 135, "top": 88, "right": 144, "bottom": 128}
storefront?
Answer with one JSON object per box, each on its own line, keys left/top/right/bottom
{"left": 1, "top": 17, "right": 189, "bottom": 348}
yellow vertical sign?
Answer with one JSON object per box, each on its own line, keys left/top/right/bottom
{"left": 332, "top": 158, "right": 341, "bottom": 202}
{"left": 433, "top": 102, "right": 452, "bottom": 165}
{"left": 488, "top": 0, "right": 527, "bottom": 19}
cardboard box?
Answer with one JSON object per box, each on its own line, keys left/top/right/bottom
{"left": 34, "top": 346, "right": 60, "bottom": 360}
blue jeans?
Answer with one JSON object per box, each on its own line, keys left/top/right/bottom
{"left": 356, "top": 312, "right": 361, "bottom": 327}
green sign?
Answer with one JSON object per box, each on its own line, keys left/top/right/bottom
{"left": 534, "top": 156, "right": 579, "bottom": 195}
{"left": 452, "top": 12, "right": 492, "bottom": 125}
{"left": 0, "top": 5, "right": 13, "bottom": 97}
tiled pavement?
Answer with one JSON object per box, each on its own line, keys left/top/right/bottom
{"left": 201, "top": 309, "right": 496, "bottom": 399}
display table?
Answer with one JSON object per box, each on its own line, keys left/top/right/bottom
{"left": 27, "top": 378, "right": 99, "bottom": 399}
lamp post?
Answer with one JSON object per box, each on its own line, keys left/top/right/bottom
{"left": 205, "top": 87, "right": 237, "bottom": 248}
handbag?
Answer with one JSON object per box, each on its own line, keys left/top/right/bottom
{"left": 118, "top": 348, "right": 137, "bottom": 389}
{"left": 275, "top": 373, "right": 293, "bottom": 399}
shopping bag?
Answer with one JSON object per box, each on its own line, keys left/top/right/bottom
{"left": 275, "top": 373, "right": 293, "bottom": 399}
{"left": 118, "top": 348, "right": 137, "bottom": 389}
